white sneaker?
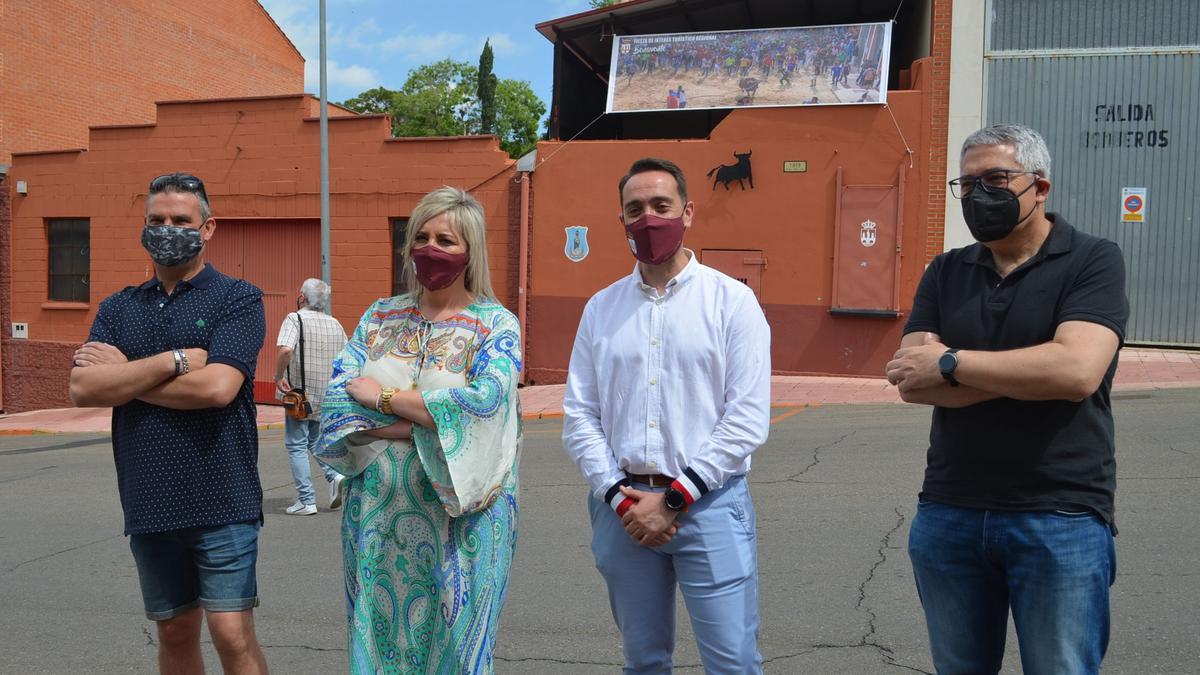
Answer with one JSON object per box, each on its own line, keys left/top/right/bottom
{"left": 328, "top": 475, "right": 346, "bottom": 510}
{"left": 285, "top": 500, "right": 317, "bottom": 516}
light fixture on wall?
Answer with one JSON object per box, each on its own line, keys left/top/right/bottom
{"left": 16, "top": 180, "right": 28, "bottom": 195}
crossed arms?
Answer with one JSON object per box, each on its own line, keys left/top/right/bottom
{"left": 885, "top": 320, "right": 1121, "bottom": 408}
{"left": 69, "top": 342, "right": 245, "bottom": 410}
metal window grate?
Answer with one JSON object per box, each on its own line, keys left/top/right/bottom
{"left": 47, "top": 219, "right": 90, "bottom": 302}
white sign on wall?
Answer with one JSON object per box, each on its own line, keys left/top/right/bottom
{"left": 1121, "top": 187, "right": 1147, "bottom": 224}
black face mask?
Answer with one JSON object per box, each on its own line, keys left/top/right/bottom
{"left": 961, "top": 180, "right": 1037, "bottom": 242}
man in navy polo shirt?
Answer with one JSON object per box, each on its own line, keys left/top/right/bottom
{"left": 886, "top": 124, "right": 1129, "bottom": 674}
{"left": 70, "top": 173, "right": 268, "bottom": 674}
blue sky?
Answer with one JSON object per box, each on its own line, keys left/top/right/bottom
{"left": 259, "top": 0, "right": 595, "bottom": 111}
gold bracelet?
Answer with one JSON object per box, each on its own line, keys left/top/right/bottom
{"left": 379, "top": 387, "right": 397, "bottom": 416}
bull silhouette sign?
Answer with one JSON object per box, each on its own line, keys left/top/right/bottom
{"left": 707, "top": 150, "right": 754, "bottom": 191}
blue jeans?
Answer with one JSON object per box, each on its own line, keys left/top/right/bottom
{"left": 908, "top": 501, "right": 1116, "bottom": 675}
{"left": 285, "top": 417, "right": 339, "bottom": 505}
{"left": 129, "top": 519, "right": 261, "bottom": 620}
{"left": 589, "top": 475, "right": 763, "bottom": 674}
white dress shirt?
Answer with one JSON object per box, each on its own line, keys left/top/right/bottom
{"left": 562, "top": 251, "right": 771, "bottom": 512}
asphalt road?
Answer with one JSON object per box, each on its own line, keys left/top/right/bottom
{"left": 2, "top": 388, "right": 1197, "bottom": 674}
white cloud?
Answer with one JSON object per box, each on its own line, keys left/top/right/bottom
{"left": 304, "top": 60, "right": 379, "bottom": 93}
{"left": 378, "top": 31, "right": 469, "bottom": 59}
{"left": 259, "top": 0, "right": 319, "bottom": 57}
{"left": 330, "top": 18, "right": 383, "bottom": 51}
{"left": 481, "top": 33, "right": 522, "bottom": 57}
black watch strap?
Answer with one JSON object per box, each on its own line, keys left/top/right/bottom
{"left": 940, "top": 348, "right": 960, "bottom": 387}
{"left": 664, "top": 487, "right": 687, "bottom": 512}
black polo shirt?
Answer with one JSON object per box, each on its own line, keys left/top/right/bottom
{"left": 904, "top": 214, "right": 1129, "bottom": 524}
{"left": 87, "top": 263, "right": 266, "bottom": 535}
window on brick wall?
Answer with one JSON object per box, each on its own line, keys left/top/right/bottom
{"left": 391, "top": 217, "right": 409, "bottom": 297}
{"left": 47, "top": 218, "right": 90, "bottom": 302}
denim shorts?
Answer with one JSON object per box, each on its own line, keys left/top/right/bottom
{"left": 128, "top": 519, "right": 261, "bottom": 620}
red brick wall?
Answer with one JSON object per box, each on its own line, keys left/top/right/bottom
{"left": 0, "top": 176, "right": 9, "bottom": 410}
{"left": 0, "top": 0, "right": 304, "bottom": 164}
{"left": 4, "top": 96, "right": 516, "bottom": 412}
{"left": 925, "top": 0, "right": 953, "bottom": 261}
{"left": 2, "top": 341, "right": 76, "bottom": 412}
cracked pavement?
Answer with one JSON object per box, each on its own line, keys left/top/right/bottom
{"left": 2, "top": 388, "right": 1198, "bottom": 672}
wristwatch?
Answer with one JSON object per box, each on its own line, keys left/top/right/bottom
{"left": 938, "top": 348, "right": 960, "bottom": 387}
{"left": 663, "top": 487, "right": 688, "bottom": 512}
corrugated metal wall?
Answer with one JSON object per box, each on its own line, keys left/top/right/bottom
{"left": 990, "top": 0, "right": 1200, "bottom": 50}
{"left": 205, "top": 219, "right": 321, "bottom": 401}
{"left": 985, "top": 0, "right": 1200, "bottom": 345}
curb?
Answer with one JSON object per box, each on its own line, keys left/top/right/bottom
{"left": 0, "top": 429, "right": 60, "bottom": 436}
{"left": 3, "top": 382, "right": 1198, "bottom": 436}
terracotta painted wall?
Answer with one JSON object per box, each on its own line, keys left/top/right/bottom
{"left": 0, "top": 0, "right": 304, "bottom": 164}
{"left": 4, "top": 95, "right": 516, "bottom": 412}
{"left": 526, "top": 59, "right": 936, "bottom": 384}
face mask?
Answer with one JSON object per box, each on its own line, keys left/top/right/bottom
{"left": 412, "top": 245, "right": 469, "bottom": 291}
{"left": 141, "top": 225, "right": 204, "bottom": 267}
{"left": 625, "top": 213, "right": 686, "bottom": 265}
{"left": 961, "top": 180, "right": 1036, "bottom": 242}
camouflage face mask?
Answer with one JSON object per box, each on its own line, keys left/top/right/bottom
{"left": 141, "top": 225, "right": 204, "bottom": 267}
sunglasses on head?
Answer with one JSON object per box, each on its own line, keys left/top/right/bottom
{"left": 149, "top": 173, "right": 209, "bottom": 202}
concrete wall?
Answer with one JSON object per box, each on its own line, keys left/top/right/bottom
{"left": 943, "top": 0, "right": 986, "bottom": 252}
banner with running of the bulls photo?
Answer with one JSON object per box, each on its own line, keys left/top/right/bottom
{"left": 605, "top": 22, "right": 891, "bottom": 113}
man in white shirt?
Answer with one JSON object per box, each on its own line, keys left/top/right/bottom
{"left": 275, "top": 278, "right": 348, "bottom": 515}
{"left": 563, "top": 157, "right": 772, "bottom": 673}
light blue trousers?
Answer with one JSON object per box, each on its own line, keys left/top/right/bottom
{"left": 588, "top": 475, "right": 763, "bottom": 674}
{"left": 285, "top": 417, "right": 339, "bottom": 505}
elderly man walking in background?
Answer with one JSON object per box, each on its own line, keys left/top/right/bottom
{"left": 275, "top": 278, "right": 348, "bottom": 515}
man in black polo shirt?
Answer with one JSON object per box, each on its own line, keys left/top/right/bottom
{"left": 886, "top": 124, "right": 1128, "bottom": 674}
{"left": 70, "top": 173, "right": 268, "bottom": 674}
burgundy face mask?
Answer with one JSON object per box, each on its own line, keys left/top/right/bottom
{"left": 624, "top": 213, "right": 686, "bottom": 265}
{"left": 411, "top": 245, "right": 469, "bottom": 291}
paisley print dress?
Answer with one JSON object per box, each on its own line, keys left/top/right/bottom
{"left": 317, "top": 296, "right": 522, "bottom": 674}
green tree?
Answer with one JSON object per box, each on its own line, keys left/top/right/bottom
{"left": 478, "top": 40, "right": 498, "bottom": 136}
{"left": 393, "top": 59, "right": 478, "bottom": 137}
{"left": 495, "top": 78, "right": 545, "bottom": 158}
{"left": 588, "top": 0, "right": 618, "bottom": 7}
{"left": 340, "top": 58, "right": 545, "bottom": 159}
{"left": 340, "top": 87, "right": 397, "bottom": 114}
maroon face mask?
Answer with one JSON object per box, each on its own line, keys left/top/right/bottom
{"left": 624, "top": 213, "right": 686, "bottom": 265}
{"left": 411, "top": 245, "right": 469, "bottom": 291}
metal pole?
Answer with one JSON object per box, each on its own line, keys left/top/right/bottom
{"left": 319, "top": 0, "right": 331, "bottom": 298}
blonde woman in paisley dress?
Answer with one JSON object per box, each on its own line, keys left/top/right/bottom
{"left": 316, "top": 186, "right": 522, "bottom": 674}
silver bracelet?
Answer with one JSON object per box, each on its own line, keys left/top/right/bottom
{"left": 172, "top": 349, "right": 183, "bottom": 376}
{"left": 178, "top": 350, "right": 190, "bottom": 376}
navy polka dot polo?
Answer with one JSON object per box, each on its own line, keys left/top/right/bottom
{"left": 87, "top": 263, "right": 266, "bottom": 535}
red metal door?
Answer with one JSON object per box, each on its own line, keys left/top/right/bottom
{"left": 831, "top": 174, "right": 902, "bottom": 316}
{"left": 700, "top": 249, "right": 767, "bottom": 298}
{"left": 205, "top": 219, "right": 320, "bottom": 403}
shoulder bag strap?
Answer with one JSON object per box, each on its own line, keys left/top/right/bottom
{"left": 295, "top": 312, "right": 307, "bottom": 391}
